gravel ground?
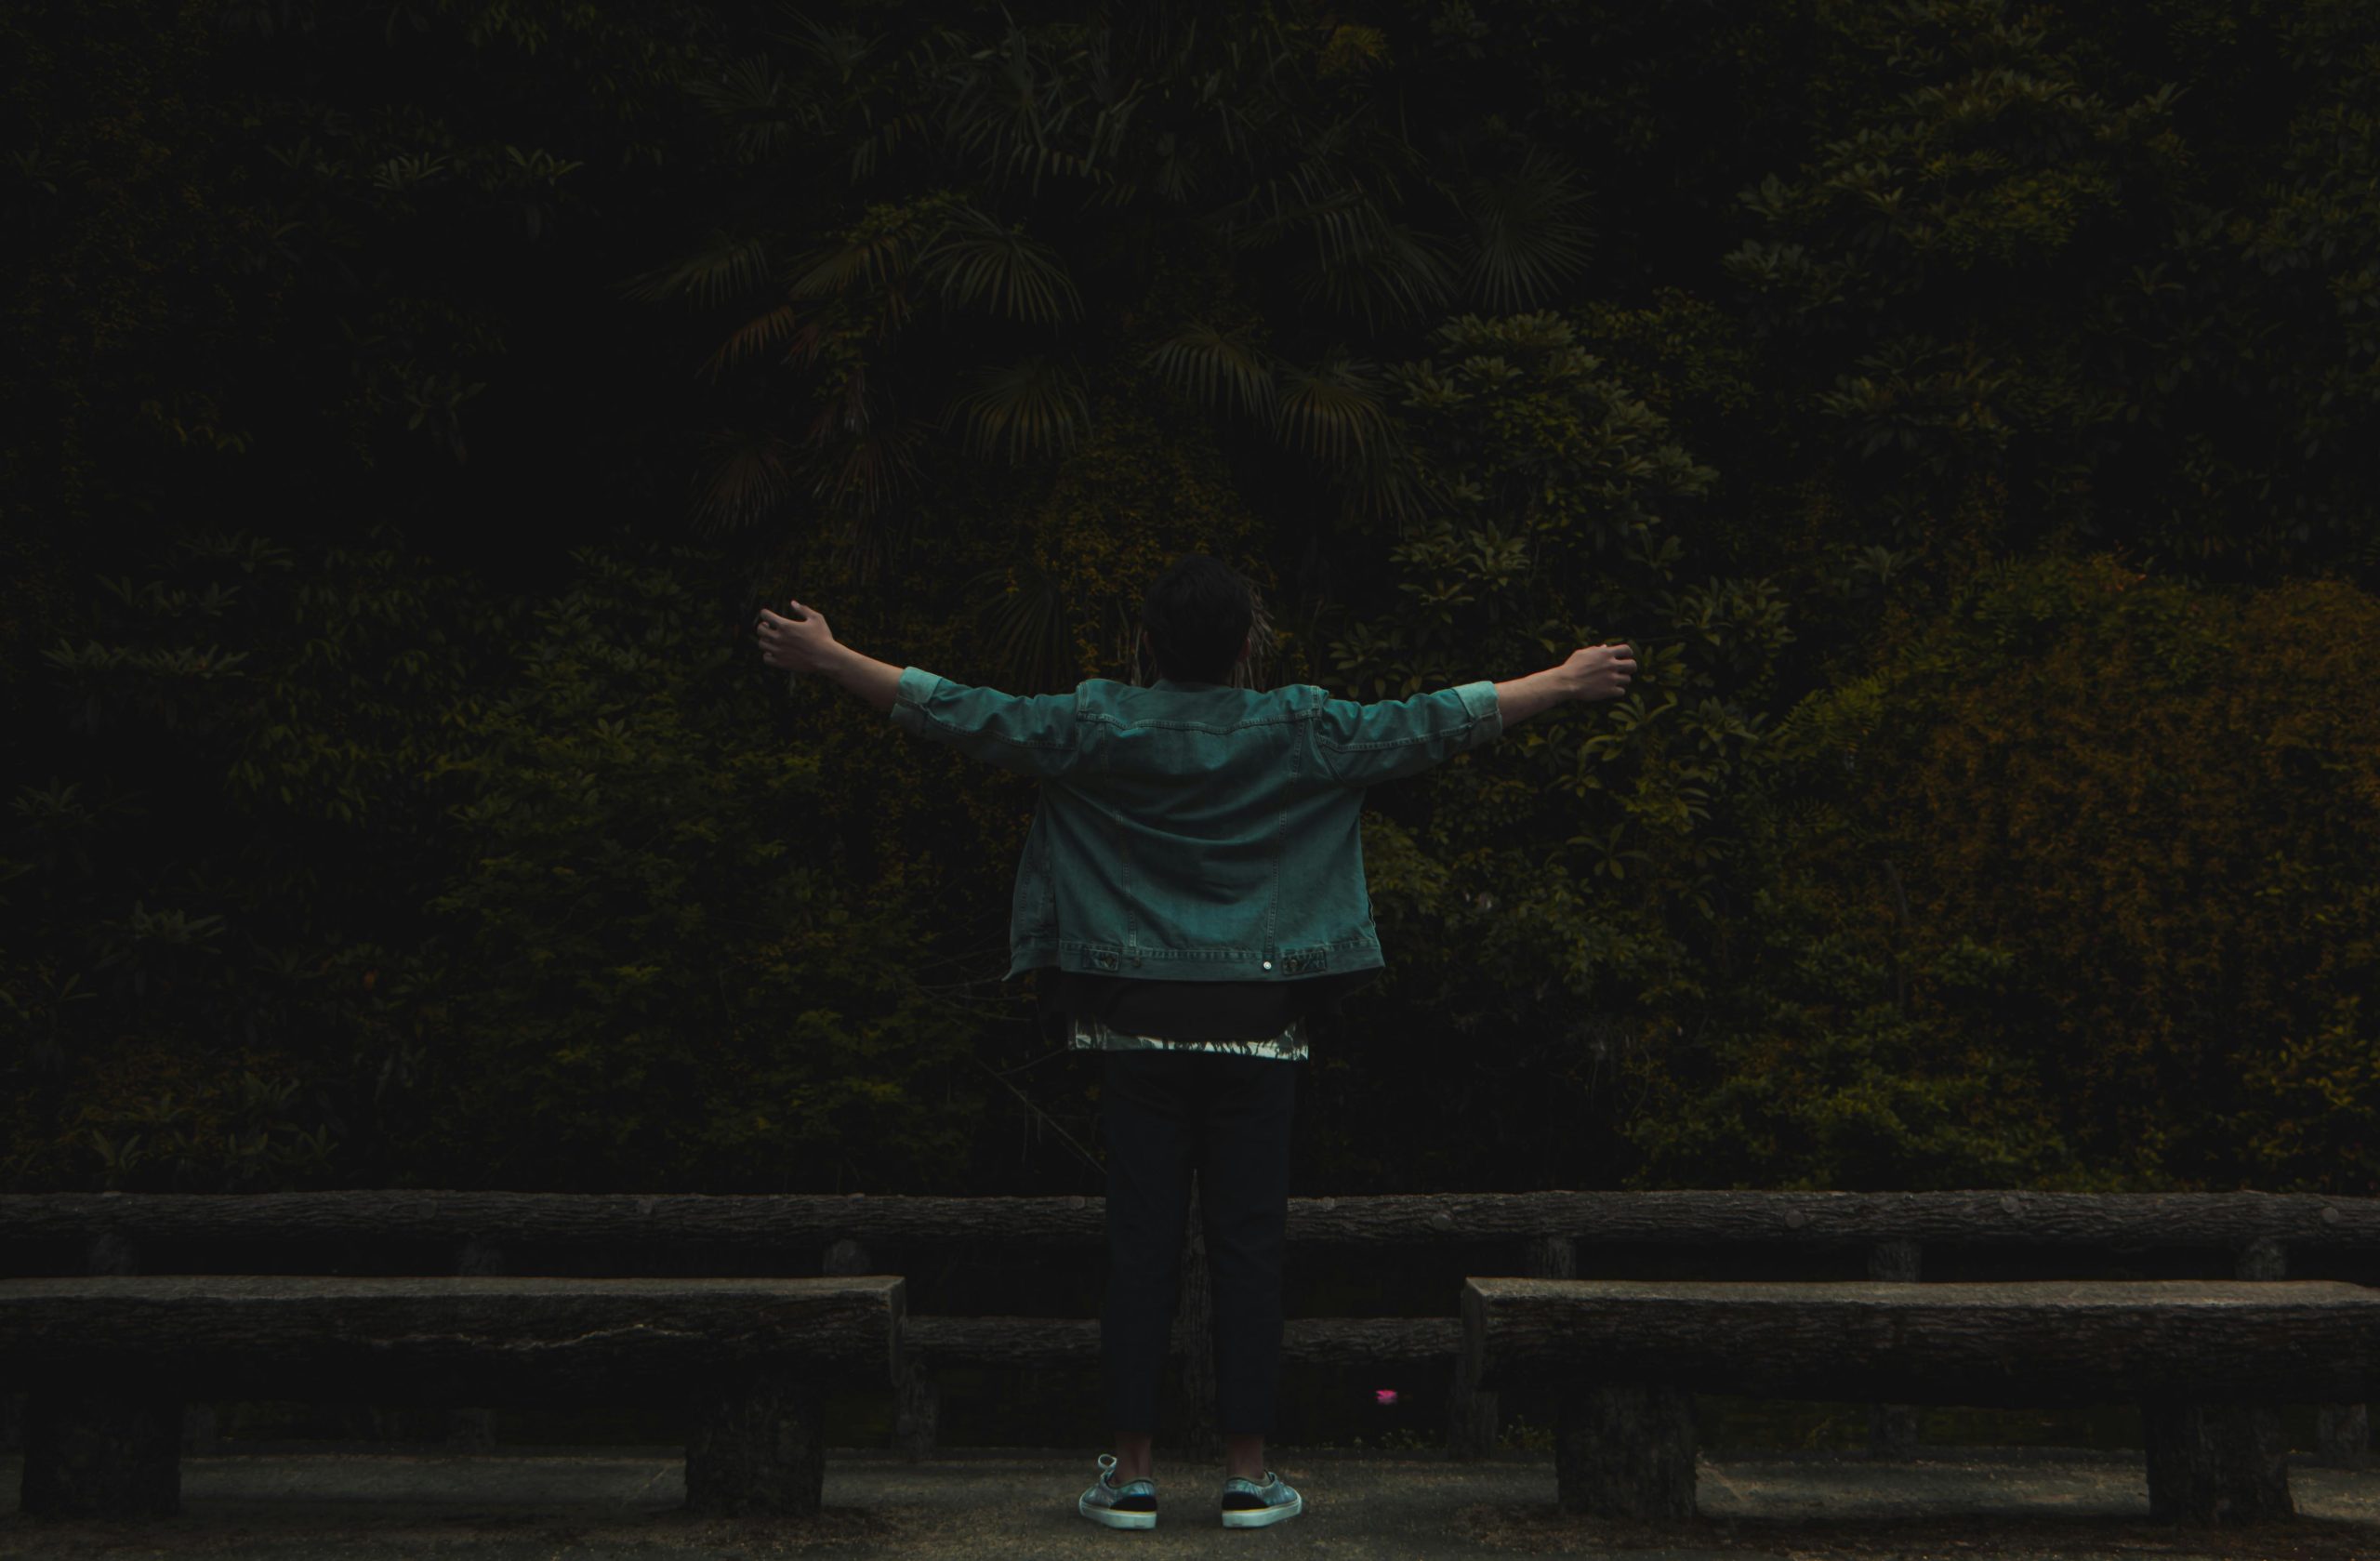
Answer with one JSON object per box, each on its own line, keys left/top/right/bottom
{"left": 3, "top": 1444, "right": 2374, "bottom": 1560}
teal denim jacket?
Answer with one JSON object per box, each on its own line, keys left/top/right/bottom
{"left": 888, "top": 669, "right": 1504, "bottom": 984}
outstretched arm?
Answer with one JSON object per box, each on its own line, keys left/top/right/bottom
{"left": 1493, "top": 667, "right": 1573, "bottom": 727}
{"left": 1501, "top": 642, "right": 1636, "bottom": 725}
{"left": 756, "top": 600, "right": 900, "bottom": 712}
{"left": 759, "top": 598, "right": 1082, "bottom": 775}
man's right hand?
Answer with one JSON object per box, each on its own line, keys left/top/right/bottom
{"left": 1561, "top": 642, "right": 1636, "bottom": 702}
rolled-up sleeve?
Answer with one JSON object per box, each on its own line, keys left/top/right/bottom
{"left": 1312, "top": 679, "right": 1502, "bottom": 788}
{"left": 889, "top": 668, "right": 1083, "bottom": 779}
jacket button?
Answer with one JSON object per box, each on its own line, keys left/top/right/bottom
{"left": 1262, "top": 960, "right": 1272, "bottom": 970}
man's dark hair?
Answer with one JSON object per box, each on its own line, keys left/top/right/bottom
{"left": 1140, "top": 553, "right": 1255, "bottom": 684}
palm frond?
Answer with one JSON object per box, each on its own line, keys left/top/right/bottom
{"left": 944, "top": 354, "right": 1091, "bottom": 465}
{"left": 922, "top": 20, "right": 1138, "bottom": 204}
{"left": 913, "top": 203, "right": 1084, "bottom": 324}
{"left": 1141, "top": 319, "right": 1279, "bottom": 422}
{"left": 932, "top": 20, "right": 1038, "bottom": 161}
{"left": 1273, "top": 348, "right": 1395, "bottom": 467}
{"left": 790, "top": 190, "right": 971, "bottom": 312}
{"left": 850, "top": 108, "right": 928, "bottom": 183}
{"left": 1216, "top": 157, "right": 1453, "bottom": 331}
{"left": 702, "top": 301, "right": 805, "bottom": 380}
{"left": 844, "top": 23, "right": 978, "bottom": 181}
{"left": 770, "top": 12, "right": 879, "bottom": 78}
{"left": 1081, "top": 171, "right": 1147, "bottom": 212}
{"left": 1288, "top": 207, "right": 1455, "bottom": 332}
{"left": 963, "top": 560, "right": 1077, "bottom": 693}
{"left": 804, "top": 352, "right": 876, "bottom": 445}
{"left": 680, "top": 55, "right": 811, "bottom": 164}
{"left": 688, "top": 427, "right": 797, "bottom": 535}
{"left": 787, "top": 226, "right": 912, "bottom": 300}
{"left": 617, "top": 232, "right": 771, "bottom": 307}
{"left": 1333, "top": 423, "right": 1432, "bottom": 535}
{"left": 815, "top": 417, "right": 931, "bottom": 523}
{"left": 1080, "top": 69, "right": 1154, "bottom": 187}
{"left": 1244, "top": 96, "right": 1425, "bottom": 221}
{"left": 1211, "top": 155, "right": 1362, "bottom": 254}
{"left": 1449, "top": 143, "right": 1597, "bottom": 312}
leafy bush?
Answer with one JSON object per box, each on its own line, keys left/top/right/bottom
{"left": 1306, "top": 308, "right": 1784, "bottom": 1191}
{"left": 3, "top": 526, "right": 495, "bottom": 1190}
{"left": 1625, "top": 552, "right": 2380, "bottom": 1194}
{"left": 412, "top": 534, "right": 984, "bottom": 1191}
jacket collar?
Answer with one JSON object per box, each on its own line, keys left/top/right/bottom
{"left": 1150, "top": 677, "right": 1230, "bottom": 691}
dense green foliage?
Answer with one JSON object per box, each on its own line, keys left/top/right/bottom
{"left": 4, "top": 0, "right": 2375, "bottom": 1197}
{"left": 1637, "top": 553, "right": 2380, "bottom": 1192}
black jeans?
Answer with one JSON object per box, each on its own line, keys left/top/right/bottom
{"left": 1098, "top": 1048, "right": 1299, "bottom": 1435}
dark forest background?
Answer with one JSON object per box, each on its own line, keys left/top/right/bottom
{"left": 5, "top": 0, "right": 2376, "bottom": 1202}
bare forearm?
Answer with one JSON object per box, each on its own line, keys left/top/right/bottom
{"left": 823, "top": 642, "right": 903, "bottom": 712}
{"left": 1494, "top": 667, "right": 1574, "bottom": 728}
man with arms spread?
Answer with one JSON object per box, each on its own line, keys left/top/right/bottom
{"left": 756, "top": 553, "right": 1634, "bottom": 1530}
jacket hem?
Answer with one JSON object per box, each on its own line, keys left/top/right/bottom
{"left": 1008, "top": 938, "right": 1386, "bottom": 984}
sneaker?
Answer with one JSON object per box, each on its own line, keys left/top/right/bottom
{"left": 1220, "top": 1468, "right": 1302, "bottom": 1528}
{"left": 1079, "top": 1451, "right": 1157, "bottom": 1529}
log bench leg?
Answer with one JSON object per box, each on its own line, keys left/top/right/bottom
{"left": 180, "top": 1401, "right": 222, "bottom": 1455}
{"left": 684, "top": 1370, "right": 825, "bottom": 1517}
{"left": 2140, "top": 1399, "right": 2294, "bottom": 1524}
{"left": 1445, "top": 1342, "right": 1499, "bottom": 1460}
{"left": 1865, "top": 1238, "right": 1924, "bottom": 1460}
{"left": 1868, "top": 1399, "right": 1921, "bottom": 1458}
{"left": 1554, "top": 1379, "right": 1697, "bottom": 1519}
{"left": 893, "top": 1353, "right": 939, "bottom": 1462}
{"left": 20, "top": 1388, "right": 183, "bottom": 1517}
{"left": 2315, "top": 1404, "right": 2369, "bottom": 1467}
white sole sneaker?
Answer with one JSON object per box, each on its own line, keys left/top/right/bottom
{"left": 1220, "top": 1470, "right": 1302, "bottom": 1528}
{"left": 1080, "top": 1453, "right": 1158, "bottom": 1528}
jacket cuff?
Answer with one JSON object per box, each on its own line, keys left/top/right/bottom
{"left": 889, "top": 666, "right": 942, "bottom": 732}
{"left": 1453, "top": 678, "right": 1503, "bottom": 748}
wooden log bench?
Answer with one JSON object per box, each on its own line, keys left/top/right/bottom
{"left": 7, "top": 1189, "right": 2370, "bottom": 1471}
{"left": 1461, "top": 1276, "right": 2380, "bottom": 1527}
{"left": 0, "top": 1273, "right": 904, "bottom": 1520}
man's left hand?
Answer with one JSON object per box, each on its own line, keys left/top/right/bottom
{"left": 757, "top": 599, "right": 838, "bottom": 673}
